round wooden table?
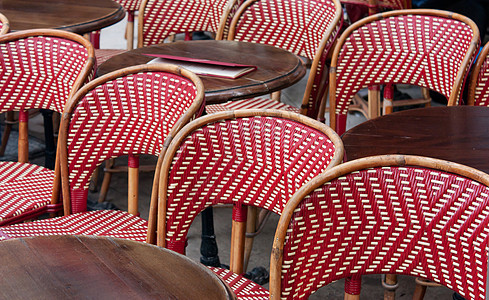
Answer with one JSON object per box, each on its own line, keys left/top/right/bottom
{"left": 97, "top": 40, "right": 306, "bottom": 104}
{"left": 342, "top": 106, "right": 489, "bottom": 173}
{"left": 0, "top": 235, "right": 235, "bottom": 299}
{"left": 0, "top": 0, "right": 125, "bottom": 34}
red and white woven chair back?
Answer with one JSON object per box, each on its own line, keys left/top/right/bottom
{"left": 0, "top": 13, "right": 9, "bottom": 35}
{"left": 0, "top": 30, "right": 94, "bottom": 114}
{"left": 468, "top": 42, "right": 489, "bottom": 106}
{"left": 271, "top": 155, "right": 489, "bottom": 300}
{"left": 229, "top": 0, "right": 342, "bottom": 118}
{"left": 114, "top": 0, "right": 141, "bottom": 11}
{"left": 330, "top": 10, "right": 479, "bottom": 134}
{"left": 340, "top": 0, "right": 408, "bottom": 10}
{"left": 159, "top": 110, "right": 343, "bottom": 253}
{"left": 62, "top": 65, "right": 204, "bottom": 213}
{"left": 138, "top": 0, "right": 243, "bottom": 47}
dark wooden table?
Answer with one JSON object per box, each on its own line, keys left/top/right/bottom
{"left": 342, "top": 106, "right": 489, "bottom": 173}
{"left": 97, "top": 40, "right": 306, "bottom": 105}
{"left": 0, "top": 0, "right": 125, "bottom": 34}
{"left": 0, "top": 235, "right": 235, "bottom": 299}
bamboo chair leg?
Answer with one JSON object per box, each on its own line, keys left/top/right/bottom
{"left": 0, "top": 111, "right": 14, "bottom": 156}
{"left": 271, "top": 91, "right": 281, "bottom": 102}
{"left": 18, "top": 110, "right": 29, "bottom": 163}
{"left": 412, "top": 283, "right": 427, "bottom": 300}
{"left": 126, "top": 11, "right": 135, "bottom": 50}
{"left": 127, "top": 154, "right": 139, "bottom": 215}
{"left": 345, "top": 276, "right": 361, "bottom": 300}
{"left": 230, "top": 205, "right": 247, "bottom": 275}
{"left": 421, "top": 87, "right": 431, "bottom": 107}
{"left": 383, "top": 84, "right": 394, "bottom": 115}
{"left": 243, "top": 206, "right": 258, "bottom": 272}
{"left": 368, "top": 85, "right": 381, "bottom": 119}
{"left": 383, "top": 274, "right": 397, "bottom": 300}
{"left": 98, "top": 158, "right": 115, "bottom": 202}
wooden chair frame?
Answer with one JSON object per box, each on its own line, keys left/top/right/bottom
{"left": 150, "top": 109, "right": 344, "bottom": 276}
{"left": 58, "top": 64, "right": 205, "bottom": 216}
{"left": 328, "top": 9, "right": 480, "bottom": 135}
{"left": 270, "top": 154, "right": 489, "bottom": 299}
{"left": 467, "top": 42, "right": 489, "bottom": 105}
{"left": 0, "top": 13, "right": 10, "bottom": 35}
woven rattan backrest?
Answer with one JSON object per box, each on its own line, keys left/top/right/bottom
{"left": 340, "top": 0, "right": 409, "bottom": 10}
{"left": 137, "top": 0, "right": 243, "bottom": 47}
{"left": 114, "top": 0, "right": 141, "bottom": 11}
{"left": 270, "top": 155, "right": 489, "bottom": 299}
{"left": 228, "top": 0, "right": 342, "bottom": 119}
{"left": 468, "top": 42, "right": 489, "bottom": 106}
{"left": 58, "top": 64, "right": 204, "bottom": 214}
{"left": 0, "top": 13, "right": 9, "bottom": 35}
{"left": 0, "top": 29, "right": 95, "bottom": 114}
{"left": 329, "top": 9, "right": 480, "bottom": 135}
{"left": 155, "top": 109, "right": 344, "bottom": 250}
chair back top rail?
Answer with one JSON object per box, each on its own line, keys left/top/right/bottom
{"left": 0, "top": 13, "right": 10, "bottom": 35}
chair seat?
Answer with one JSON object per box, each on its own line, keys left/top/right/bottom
{"left": 207, "top": 266, "right": 269, "bottom": 299}
{"left": 0, "top": 210, "right": 148, "bottom": 242}
{"left": 205, "top": 97, "right": 300, "bottom": 114}
{"left": 0, "top": 161, "right": 57, "bottom": 226}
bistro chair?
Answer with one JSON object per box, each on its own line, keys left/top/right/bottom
{"left": 0, "top": 13, "right": 9, "bottom": 35}
{"left": 0, "top": 29, "right": 94, "bottom": 226}
{"left": 205, "top": 0, "right": 343, "bottom": 121}
{"left": 329, "top": 9, "right": 480, "bottom": 135}
{"left": 151, "top": 109, "right": 344, "bottom": 298}
{"left": 269, "top": 154, "right": 489, "bottom": 300}
{"left": 0, "top": 64, "right": 204, "bottom": 241}
{"left": 467, "top": 42, "right": 489, "bottom": 106}
{"left": 138, "top": 0, "right": 244, "bottom": 48}
{"left": 96, "top": 0, "right": 245, "bottom": 203}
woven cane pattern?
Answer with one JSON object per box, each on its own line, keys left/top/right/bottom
{"left": 164, "top": 116, "right": 337, "bottom": 252}
{"left": 0, "top": 210, "right": 148, "bottom": 242}
{"left": 114, "top": 0, "right": 141, "bottom": 11}
{"left": 279, "top": 166, "right": 489, "bottom": 299}
{"left": 333, "top": 14, "right": 476, "bottom": 125}
{"left": 208, "top": 266, "right": 269, "bottom": 299}
{"left": 341, "top": 0, "right": 407, "bottom": 10}
{"left": 0, "top": 36, "right": 90, "bottom": 113}
{"left": 471, "top": 43, "right": 489, "bottom": 106}
{"left": 0, "top": 162, "right": 54, "bottom": 225}
{"left": 206, "top": 97, "right": 300, "bottom": 114}
{"left": 140, "top": 0, "right": 242, "bottom": 46}
{"left": 67, "top": 72, "right": 198, "bottom": 211}
{"left": 232, "top": 0, "right": 336, "bottom": 60}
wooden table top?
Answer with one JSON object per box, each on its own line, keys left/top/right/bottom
{"left": 0, "top": 0, "right": 125, "bottom": 34}
{"left": 342, "top": 106, "right": 489, "bottom": 173}
{"left": 0, "top": 235, "right": 235, "bottom": 299}
{"left": 97, "top": 40, "right": 306, "bottom": 104}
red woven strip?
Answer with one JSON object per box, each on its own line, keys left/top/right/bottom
{"left": 164, "top": 116, "right": 337, "bottom": 253}
{"left": 280, "top": 166, "right": 489, "bottom": 299}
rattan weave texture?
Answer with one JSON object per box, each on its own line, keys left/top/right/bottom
{"left": 0, "top": 30, "right": 94, "bottom": 225}
{"left": 138, "top": 0, "right": 243, "bottom": 47}
{"left": 330, "top": 10, "right": 479, "bottom": 134}
{"left": 0, "top": 34, "right": 90, "bottom": 113}
{"left": 271, "top": 156, "right": 489, "bottom": 299}
{"left": 66, "top": 69, "right": 200, "bottom": 213}
{"left": 114, "top": 0, "right": 141, "bottom": 12}
{"left": 163, "top": 115, "right": 338, "bottom": 253}
{"left": 206, "top": 0, "right": 342, "bottom": 119}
